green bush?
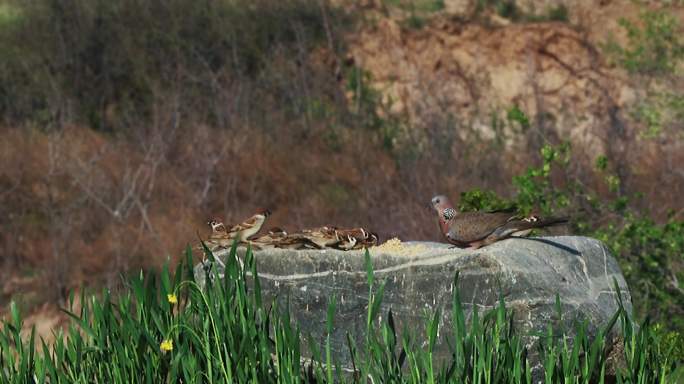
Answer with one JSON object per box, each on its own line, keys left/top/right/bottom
{"left": 506, "top": 105, "right": 531, "bottom": 131}
{"left": 1, "top": 244, "right": 681, "bottom": 382}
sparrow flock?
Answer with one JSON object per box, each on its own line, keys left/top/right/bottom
{"left": 430, "top": 194, "right": 568, "bottom": 249}
{"left": 202, "top": 210, "right": 379, "bottom": 253}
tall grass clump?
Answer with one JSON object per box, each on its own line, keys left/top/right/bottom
{"left": 1, "top": 244, "right": 682, "bottom": 382}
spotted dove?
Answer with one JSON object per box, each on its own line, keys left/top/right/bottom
{"left": 431, "top": 194, "right": 568, "bottom": 249}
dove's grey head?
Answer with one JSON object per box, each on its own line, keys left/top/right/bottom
{"left": 431, "top": 195, "right": 453, "bottom": 211}
{"left": 431, "top": 195, "right": 458, "bottom": 222}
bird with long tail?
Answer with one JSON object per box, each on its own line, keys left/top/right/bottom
{"left": 430, "top": 194, "right": 568, "bottom": 249}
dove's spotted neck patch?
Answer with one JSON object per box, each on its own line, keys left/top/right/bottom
{"left": 442, "top": 208, "right": 456, "bottom": 220}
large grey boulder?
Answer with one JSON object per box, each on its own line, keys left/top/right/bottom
{"left": 194, "top": 236, "right": 632, "bottom": 371}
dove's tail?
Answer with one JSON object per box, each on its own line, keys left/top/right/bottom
{"left": 494, "top": 216, "right": 569, "bottom": 239}
{"left": 524, "top": 215, "right": 569, "bottom": 227}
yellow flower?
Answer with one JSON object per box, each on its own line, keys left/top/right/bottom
{"left": 167, "top": 294, "right": 178, "bottom": 304}
{"left": 160, "top": 339, "right": 173, "bottom": 352}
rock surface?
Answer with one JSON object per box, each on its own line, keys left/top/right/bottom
{"left": 194, "top": 236, "right": 632, "bottom": 371}
{"left": 346, "top": 17, "right": 632, "bottom": 154}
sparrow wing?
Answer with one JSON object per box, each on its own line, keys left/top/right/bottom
{"left": 299, "top": 227, "right": 339, "bottom": 247}
{"left": 229, "top": 215, "right": 259, "bottom": 232}
{"left": 209, "top": 230, "right": 232, "bottom": 241}
{"left": 247, "top": 237, "right": 275, "bottom": 250}
{"left": 274, "top": 235, "right": 322, "bottom": 250}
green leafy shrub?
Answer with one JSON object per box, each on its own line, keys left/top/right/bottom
{"left": 458, "top": 189, "right": 513, "bottom": 212}
{"left": 506, "top": 105, "right": 531, "bottom": 131}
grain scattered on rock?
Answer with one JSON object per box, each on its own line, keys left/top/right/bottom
{"left": 371, "top": 238, "right": 428, "bottom": 257}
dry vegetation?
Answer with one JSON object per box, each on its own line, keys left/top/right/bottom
{"left": 0, "top": 0, "right": 683, "bottom": 340}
